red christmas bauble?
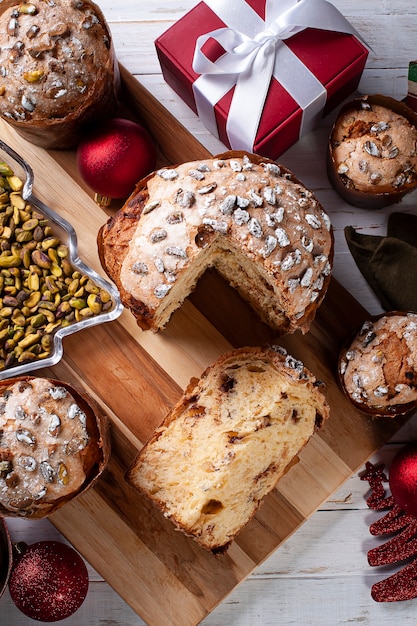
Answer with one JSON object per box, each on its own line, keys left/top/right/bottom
{"left": 77, "top": 118, "right": 156, "bottom": 201}
{"left": 389, "top": 443, "right": 417, "bottom": 518}
{"left": 9, "top": 541, "right": 89, "bottom": 622}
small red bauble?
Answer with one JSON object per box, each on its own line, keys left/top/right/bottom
{"left": 77, "top": 118, "right": 156, "bottom": 202}
{"left": 389, "top": 443, "right": 417, "bottom": 518}
{"left": 9, "top": 540, "right": 89, "bottom": 622}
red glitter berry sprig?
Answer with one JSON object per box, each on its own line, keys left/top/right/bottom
{"left": 361, "top": 446, "right": 417, "bottom": 602}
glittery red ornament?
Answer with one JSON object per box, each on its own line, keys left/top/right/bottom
{"left": 77, "top": 118, "right": 157, "bottom": 204}
{"left": 362, "top": 455, "right": 417, "bottom": 602}
{"left": 9, "top": 541, "right": 89, "bottom": 622}
{"left": 389, "top": 443, "right": 417, "bottom": 518}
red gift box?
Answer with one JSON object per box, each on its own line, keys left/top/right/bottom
{"left": 155, "top": 0, "right": 368, "bottom": 160}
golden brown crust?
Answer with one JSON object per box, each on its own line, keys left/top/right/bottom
{"left": 0, "top": 375, "right": 110, "bottom": 519}
{"left": 0, "top": 0, "right": 120, "bottom": 149}
{"left": 98, "top": 184, "right": 154, "bottom": 329}
{"left": 126, "top": 345, "right": 329, "bottom": 553}
{"left": 98, "top": 150, "right": 334, "bottom": 334}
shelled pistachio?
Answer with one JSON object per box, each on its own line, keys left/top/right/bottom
{"left": 0, "top": 162, "right": 113, "bottom": 371}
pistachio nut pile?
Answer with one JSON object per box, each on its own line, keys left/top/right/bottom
{"left": 0, "top": 161, "right": 113, "bottom": 371}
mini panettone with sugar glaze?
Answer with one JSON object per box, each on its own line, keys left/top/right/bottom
{"left": 0, "top": 0, "right": 120, "bottom": 149}
{"left": 328, "top": 95, "right": 417, "bottom": 209}
{"left": 0, "top": 376, "right": 110, "bottom": 518}
{"left": 338, "top": 312, "right": 417, "bottom": 417}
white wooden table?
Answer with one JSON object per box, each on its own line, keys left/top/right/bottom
{"left": 2, "top": 1, "right": 417, "bottom": 624}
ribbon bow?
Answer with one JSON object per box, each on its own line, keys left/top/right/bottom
{"left": 192, "top": 0, "right": 368, "bottom": 152}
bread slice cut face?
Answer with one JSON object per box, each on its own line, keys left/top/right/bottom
{"left": 126, "top": 346, "right": 329, "bottom": 553}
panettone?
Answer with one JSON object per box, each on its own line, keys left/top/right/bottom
{"left": 339, "top": 312, "right": 417, "bottom": 417}
{"left": 98, "top": 151, "right": 334, "bottom": 334}
{"left": 126, "top": 345, "right": 329, "bottom": 553}
{"left": 0, "top": 0, "right": 120, "bottom": 149}
{"left": 0, "top": 376, "right": 110, "bottom": 518}
{"left": 328, "top": 95, "right": 417, "bottom": 209}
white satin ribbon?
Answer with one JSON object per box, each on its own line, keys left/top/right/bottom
{"left": 192, "top": 0, "right": 368, "bottom": 152}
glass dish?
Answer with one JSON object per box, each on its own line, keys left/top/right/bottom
{"left": 0, "top": 139, "right": 123, "bottom": 380}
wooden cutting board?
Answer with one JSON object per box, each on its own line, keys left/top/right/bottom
{"left": 0, "top": 66, "right": 411, "bottom": 626}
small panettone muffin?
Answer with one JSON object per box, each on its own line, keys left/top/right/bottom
{"left": 328, "top": 95, "right": 417, "bottom": 209}
{"left": 0, "top": 0, "right": 120, "bottom": 149}
{"left": 126, "top": 346, "right": 330, "bottom": 553}
{"left": 339, "top": 312, "right": 417, "bottom": 417}
{"left": 0, "top": 376, "right": 110, "bottom": 518}
{"left": 98, "top": 151, "right": 334, "bottom": 334}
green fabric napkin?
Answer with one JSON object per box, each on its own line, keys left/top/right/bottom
{"left": 345, "top": 212, "right": 417, "bottom": 312}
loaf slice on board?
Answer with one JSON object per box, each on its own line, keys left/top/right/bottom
{"left": 126, "top": 346, "right": 330, "bottom": 553}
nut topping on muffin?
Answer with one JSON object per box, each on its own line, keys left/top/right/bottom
{"left": 339, "top": 312, "right": 417, "bottom": 417}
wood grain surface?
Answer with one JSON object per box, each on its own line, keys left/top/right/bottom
{"left": 0, "top": 65, "right": 414, "bottom": 625}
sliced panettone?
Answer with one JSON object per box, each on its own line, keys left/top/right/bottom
{"left": 126, "top": 346, "right": 329, "bottom": 553}
{"left": 98, "top": 151, "right": 333, "bottom": 334}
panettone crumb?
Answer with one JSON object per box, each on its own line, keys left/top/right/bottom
{"left": 126, "top": 346, "right": 329, "bottom": 553}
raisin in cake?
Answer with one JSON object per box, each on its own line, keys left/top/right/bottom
{"left": 98, "top": 151, "right": 333, "bottom": 334}
{"left": 339, "top": 312, "right": 417, "bottom": 417}
{"left": 0, "top": 0, "right": 120, "bottom": 149}
{"left": 0, "top": 376, "right": 110, "bottom": 518}
{"left": 126, "top": 346, "right": 329, "bottom": 553}
{"left": 328, "top": 95, "right": 417, "bottom": 209}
